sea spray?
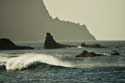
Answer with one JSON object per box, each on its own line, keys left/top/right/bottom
{"left": 0, "top": 53, "right": 125, "bottom": 71}
{"left": 0, "top": 53, "right": 74, "bottom": 71}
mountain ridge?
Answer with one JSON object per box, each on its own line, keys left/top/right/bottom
{"left": 0, "top": 0, "right": 96, "bottom": 41}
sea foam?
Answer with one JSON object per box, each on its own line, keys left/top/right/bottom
{"left": 0, "top": 53, "right": 125, "bottom": 71}
{"left": 0, "top": 53, "right": 73, "bottom": 71}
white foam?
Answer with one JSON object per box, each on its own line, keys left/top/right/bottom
{"left": 0, "top": 53, "right": 125, "bottom": 71}
{"left": 0, "top": 53, "right": 73, "bottom": 71}
{"left": 77, "top": 45, "right": 83, "bottom": 48}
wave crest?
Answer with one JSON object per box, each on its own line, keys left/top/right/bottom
{"left": 0, "top": 53, "right": 73, "bottom": 71}
{"left": 0, "top": 53, "right": 125, "bottom": 71}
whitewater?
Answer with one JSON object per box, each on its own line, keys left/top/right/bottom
{"left": 0, "top": 52, "right": 125, "bottom": 71}
{"left": 0, "top": 41, "right": 125, "bottom": 83}
{"left": 0, "top": 53, "right": 74, "bottom": 71}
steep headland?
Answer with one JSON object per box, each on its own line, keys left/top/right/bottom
{"left": 0, "top": 0, "right": 95, "bottom": 41}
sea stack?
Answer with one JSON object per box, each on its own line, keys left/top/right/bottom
{"left": 44, "top": 33, "right": 76, "bottom": 49}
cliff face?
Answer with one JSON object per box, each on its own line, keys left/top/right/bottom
{"left": 46, "top": 18, "right": 95, "bottom": 41}
{"left": 0, "top": 0, "right": 95, "bottom": 41}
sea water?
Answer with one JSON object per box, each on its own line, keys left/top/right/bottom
{"left": 0, "top": 41, "right": 125, "bottom": 83}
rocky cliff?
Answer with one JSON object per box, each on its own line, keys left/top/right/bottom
{"left": 0, "top": 0, "right": 95, "bottom": 41}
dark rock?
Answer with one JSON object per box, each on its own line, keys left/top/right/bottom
{"left": 0, "top": 63, "right": 6, "bottom": 71}
{"left": 81, "top": 43, "right": 105, "bottom": 48}
{"left": 44, "top": 33, "right": 76, "bottom": 49}
{"left": 0, "top": 38, "right": 33, "bottom": 50}
{"left": 76, "top": 50, "right": 104, "bottom": 57}
{"left": 111, "top": 50, "right": 120, "bottom": 55}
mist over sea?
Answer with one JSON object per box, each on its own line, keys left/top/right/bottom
{"left": 0, "top": 41, "right": 125, "bottom": 83}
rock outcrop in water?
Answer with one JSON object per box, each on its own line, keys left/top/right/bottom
{"left": 111, "top": 50, "right": 120, "bottom": 55}
{"left": 76, "top": 50, "right": 105, "bottom": 57}
{"left": 0, "top": 0, "right": 95, "bottom": 41}
{"left": 0, "top": 38, "right": 33, "bottom": 50}
{"left": 0, "top": 63, "right": 6, "bottom": 71}
{"left": 44, "top": 33, "right": 76, "bottom": 49}
{"left": 81, "top": 43, "right": 105, "bottom": 48}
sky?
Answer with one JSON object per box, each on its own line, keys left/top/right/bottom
{"left": 43, "top": 0, "right": 125, "bottom": 40}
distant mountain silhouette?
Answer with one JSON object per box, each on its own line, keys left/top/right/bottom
{"left": 0, "top": 0, "right": 95, "bottom": 41}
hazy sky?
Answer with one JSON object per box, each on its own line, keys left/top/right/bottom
{"left": 43, "top": 0, "right": 125, "bottom": 40}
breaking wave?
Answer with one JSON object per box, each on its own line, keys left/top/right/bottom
{"left": 0, "top": 53, "right": 125, "bottom": 71}
{"left": 0, "top": 53, "right": 74, "bottom": 71}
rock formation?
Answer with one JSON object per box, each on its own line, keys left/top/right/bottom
{"left": 111, "top": 50, "right": 120, "bottom": 55}
{"left": 0, "top": 38, "right": 33, "bottom": 50}
{"left": 81, "top": 43, "right": 105, "bottom": 48}
{"left": 0, "top": 0, "right": 95, "bottom": 41}
{"left": 44, "top": 33, "right": 76, "bottom": 49}
{"left": 76, "top": 50, "right": 105, "bottom": 57}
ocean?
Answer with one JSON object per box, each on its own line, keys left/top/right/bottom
{"left": 0, "top": 41, "right": 125, "bottom": 83}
